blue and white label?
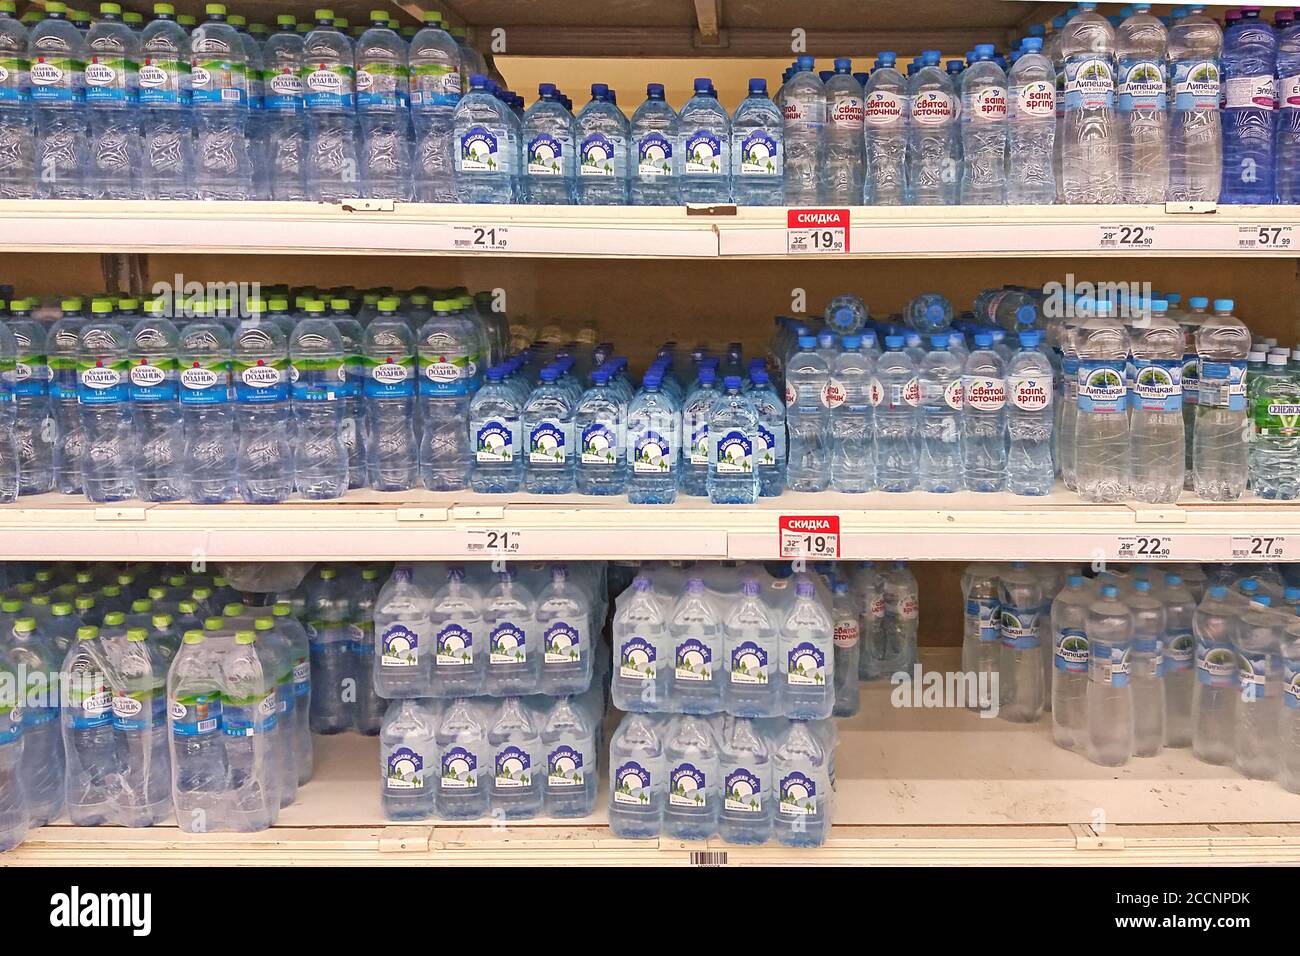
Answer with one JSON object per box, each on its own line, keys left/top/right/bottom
{"left": 712, "top": 428, "right": 753, "bottom": 475}
{"left": 755, "top": 422, "right": 783, "bottom": 470}
{"left": 1284, "top": 657, "right": 1300, "bottom": 710}
{"left": 778, "top": 770, "right": 817, "bottom": 816}
{"left": 489, "top": 621, "right": 527, "bottom": 664}
{"left": 613, "top": 759, "right": 652, "bottom": 805}
{"left": 78, "top": 363, "right": 128, "bottom": 406}
{"left": 529, "top": 419, "right": 572, "bottom": 464}
{"left": 264, "top": 67, "right": 304, "bottom": 111}
{"left": 544, "top": 620, "right": 582, "bottom": 664}
{"left": 494, "top": 745, "right": 532, "bottom": 788}
{"left": 630, "top": 428, "right": 673, "bottom": 475}
{"left": 380, "top": 622, "right": 420, "bottom": 668}
{"left": 1198, "top": 358, "right": 1247, "bottom": 411}
{"left": 1165, "top": 629, "right": 1195, "bottom": 673}
{"left": 580, "top": 420, "right": 621, "bottom": 465}
{"left": 619, "top": 635, "right": 657, "bottom": 680}
{"left": 169, "top": 693, "right": 221, "bottom": 737}
{"left": 364, "top": 357, "right": 414, "bottom": 399}
{"left": 1172, "top": 59, "right": 1220, "bottom": 111}
{"left": 179, "top": 362, "right": 230, "bottom": 405}
{"left": 580, "top": 132, "right": 626, "bottom": 177}
{"left": 730, "top": 640, "right": 768, "bottom": 684}
{"left": 440, "top": 745, "right": 479, "bottom": 789}
{"left": 1000, "top": 606, "right": 1040, "bottom": 650}
{"left": 112, "top": 689, "right": 166, "bottom": 733}
{"left": 786, "top": 641, "right": 825, "bottom": 686}
{"left": 1239, "top": 648, "right": 1271, "bottom": 702}
{"left": 724, "top": 767, "right": 763, "bottom": 813}
{"left": 1132, "top": 358, "right": 1181, "bottom": 412}
{"left": 435, "top": 623, "right": 473, "bottom": 667}
{"left": 674, "top": 637, "right": 713, "bottom": 682}
{"left": 458, "top": 124, "right": 505, "bottom": 174}
{"left": 735, "top": 128, "right": 781, "bottom": 176}
{"left": 683, "top": 130, "right": 723, "bottom": 175}
{"left": 527, "top": 132, "right": 568, "bottom": 176}
{"left": 475, "top": 418, "right": 519, "bottom": 463}
{"left": 1054, "top": 627, "right": 1089, "bottom": 673}
{"left": 386, "top": 745, "right": 426, "bottom": 791}
{"left": 637, "top": 131, "right": 673, "bottom": 177}
{"left": 669, "top": 762, "right": 708, "bottom": 808}
{"left": 1117, "top": 58, "right": 1166, "bottom": 112}
{"left": 547, "top": 744, "right": 585, "bottom": 787}
{"left": 1090, "top": 640, "right": 1131, "bottom": 688}
{"left": 222, "top": 691, "right": 277, "bottom": 737}
{"left": 129, "top": 360, "right": 177, "bottom": 402}
{"left": 966, "top": 597, "right": 1001, "bottom": 643}
{"left": 1063, "top": 55, "right": 1115, "bottom": 110}
{"left": 1077, "top": 359, "right": 1127, "bottom": 414}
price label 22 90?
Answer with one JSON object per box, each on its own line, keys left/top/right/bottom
{"left": 1231, "top": 535, "right": 1290, "bottom": 560}
{"left": 787, "top": 209, "right": 849, "bottom": 254}
{"left": 779, "top": 515, "right": 841, "bottom": 559}
{"left": 452, "top": 224, "right": 509, "bottom": 251}
{"left": 465, "top": 529, "right": 522, "bottom": 554}
{"left": 1099, "top": 224, "right": 1157, "bottom": 249}
{"left": 1114, "top": 535, "right": 1173, "bottom": 559}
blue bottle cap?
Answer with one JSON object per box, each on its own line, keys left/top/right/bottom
{"left": 930, "top": 333, "right": 949, "bottom": 349}
{"left": 818, "top": 331, "right": 837, "bottom": 346}
{"left": 642, "top": 371, "right": 661, "bottom": 388}
{"left": 538, "top": 82, "right": 556, "bottom": 96}
{"left": 1189, "top": 296, "right": 1209, "bottom": 308}
{"left": 884, "top": 334, "right": 905, "bottom": 349}
{"left": 974, "top": 332, "right": 994, "bottom": 347}
{"left": 693, "top": 77, "right": 711, "bottom": 93}
{"left": 834, "top": 57, "right": 852, "bottom": 72}
{"left": 590, "top": 368, "right": 609, "bottom": 385}
{"left": 796, "top": 54, "right": 815, "bottom": 70}
{"left": 485, "top": 366, "right": 505, "bottom": 382}
{"left": 797, "top": 334, "right": 817, "bottom": 349}
{"left": 1213, "top": 298, "right": 1234, "bottom": 311}
{"left": 1209, "top": 585, "right": 1228, "bottom": 598}
{"left": 468, "top": 72, "right": 487, "bottom": 88}
{"left": 647, "top": 81, "right": 664, "bottom": 97}
{"left": 1019, "top": 329, "right": 1042, "bottom": 347}
{"left": 1151, "top": 299, "right": 1169, "bottom": 313}
{"left": 1067, "top": 575, "right": 1085, "bottom": 586}
{"left": 879, "top": 51, "right": 896, "bottom": 66}
{"left": 724, "top": 374, "right": 743, "bottom": 390}
{"left": 590, "top": 82, "right": 608, "bottom": 97}
{"left": 698, "top": 365, "right": 717, "bottom": 384}
{"left": 975, "top": 42, "right": 995, "bottom": 57}
{"left": 748, "top": 78, "right": 767, "bottom": 95}
{"left": 842, "top": 334, "right": 862, "bottom": 349}
{"left": 751, "top": 368, "right": 769, "bottom": 385}
{"left": 539, "top": 366, "right": 559, "bottom": 382}
{"left": 1255, "top": 595, "right": 1273, "bottom": 607}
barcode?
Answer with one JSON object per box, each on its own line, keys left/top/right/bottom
{"left": 221, "top": 88, "right": 241, "bottom": 101}
{"left": 690, "top": 851, "right": 728, "bottom": 867}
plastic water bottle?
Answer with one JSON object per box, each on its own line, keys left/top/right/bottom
{"left": 219, "top": 626, "right": 279, "bottom": 829}
{"left": 541, "top": 695, "right": 597, "bottom": 817}
{"left": 959, "top": 563, "right": 999, "bottom": 710}
{"left": 1085, "top": 582, "right": 1134, "bottom": 766}
{"left": 1074, "top": 304, "right": 1131, "bottom": 502}
{"left": 1235, "top": 593, "right": 1281, "bottom": 779}
{"left": 575, "top": 82, "right": 629, "bottom": 204}
{"left": 999, "top": 562, "right": 1045, "bottom": 723}
{"left": 1060, "top": 3, "right": 1119, "bottom": 202}
{"left": 483, "top": 569, "right": 537, "bottom": 696}
{"left": 960, "top": 331, "right": 1007, "bottom": 492}
{"left": 177, "top": 312, "right": 235, "bottom": 503}
{"left": 1167, "top": 4, "right": 1222, "bottom": 201}
{"left": 289, "top": 308, "right": 347, "bottom": 499}
{"left": 781, "top": 56, "right": 824, "bottom": 204}
{"left": 721, "top": 577, "right": 778, "bottom": 718}
{"left": 1005, "top": 329, "right": 1055, "bottom": 495}
{"left": 523, "top": 365, "right": 574, "bottom": 494}
{"left": 136, "top": 2, "right": 194, "bottom": 199}
{"left": 1221, "top": 7, "right": 1276, "bottom": 202}
{"left": 1279, "top": 608, "right": 1300, "bottom": 792}
{"left": 718, "top": 716, "right": 771, "bottom": 844}
{"left": 829, "top": 579, "right": 860, "bottom": 717}
{"left": 30, "top": 2, "right": 89, "bottom": 199}
{"left": 918, "top": 332, "right": 963, "bottom": 492}
{"left": 613, "top": 575, "right": 669, "bottom": 713}
{"left": 0, "top": 646, "right": 26, "bottom": 849}
{"left": 785, "top": 335, "right": 830, "bottom": 493}
{"left": 1128, "top": 578, "right": 1166, "bottom": 757}
{"left": 959, "top": 44, "right": 1008, "bottom": 203}
{"left": 1129, "top": 301, "right": 1185, "bottom": 502}
{"left": 427, "top": 566, "right": 484, "bottom": 697}
{"left": 417, "top": 299, "right": 478, "bottom": 492}
{"left": 84, "top": 2, "right": 141, "bottom": 198}
{"left": 487, "top": 697, "right": 543, "bottom": 819}
{"left": 1248, "top": 351, "right": 1300, "bottom": 498}
{"left": 4, "top": 302, "right": 52, "bottom": 496}
{"left": 300, "top": 10, "right": 359, "bottom": 201}
{"left": 821, "top": 58, "right": 864, "bottom": 203}
{"left": 630, "top": 82, "right": 679, "bottom": 205}
{"left": 1278, "top": 12, "right": 1300, "bottom": 200}
{"left": 0, "top": 1, "right": 32, "bottom": 200}
{"left": 190, "top": 4, "right": 254, "bottom": 199}
{"left": 665, "top": 577, "right": 722, "bottom": 715}
{"left": 1114, "top": 4, "right": 1169, "bottom": 202}
{"left": 863, "top": 52, "right": 906, "bottom": 204}
{"left": 453, "top": 72, "right": 512, "bottom": 202}
{"left": 380, "top": 699, "right": 436, "bottom": 820}
{"left": 874, "top": 335, "right": 918, "bottom": 491}
{"left": 779, "top": 581, "right": 833, "bottom": 720}
{"left": 828, "top": 335, "right": 873, "bottom": 492}
{"left": 662, "top": 714, "right": 718, "bottom": 839}
{"left": 609, "top": 712, "right": 663, "bottom": 838}
{"left": 127, "top": 300, "right": 182, "bottom": 502}
{"left": 75, "top": 302, "right": 133, "bottom": 502}
{"left": 1191, "top": 583, "right": 1238, "bottom": 764}
{"left": 679, "top": 77, "right": 730, "bottom": 203}
{"left": 166, "top": 629, "right": 228, "bottom": 830}
{"left": 707, "top": 375, "right": 758, "bottom": 504}
{"left": 536, "top": 564, "right": 591, "bottom": 696}
{"left": 371, "top": 564, "right": 430, "bottom": 698}
{"left": 678, "top": 363, "right": 716, "bottom": 497}
{"left": 6, "top": 615, "right": 63, "bottom": 825}
{"left": 302, "top": 568, "right": 352, "bottom": 735}
{"left": 1193, "top": 299, "right": 1250, "bottom": 501}
{"left": 260, "top": 13, "right": 306, "bottom": 199}
{"left": 359, "top": 298, "right": 416, "bottom": 490}
{"left": 573, "top": 366, "right": 626, "bottom": 494}
{"left": 408, "top": 11, "right": 458, "bottom": 202}
{"left": 354, "top": 10, "right": 411, "bottom": 199}
{"left": 626, "top": 369, "right": 678, "bottom": 504}
{"left": 467, "top": 365, "right": 519, "bottom": 493}
{"left": 435, "top": 697, "right": 487, "bottom": 819}
{"left": 731, "top": 78, "right": 782, "bottom": 205}
{"left": 771, "top": 719, "right": 829, "bottom": 848}
{"left": 521, "top": 82, "right": 573, "bottom": 203}
{"left": 1046, "top": 573, "right": 1090, "bottom": 748}
{"left": 905, "top": 51, "right": 958, "bottom": 204}
{"left": 1007, "top": 37, "right": 1057, "bottom": 203}
{"left": 230, "top": 302, "right": 291, "bottom": 503}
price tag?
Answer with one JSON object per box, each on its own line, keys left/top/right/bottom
{"left": 452, "top": 224, "right": 509, "bottom": 251}
{"left": 1237, "top": 224, "right": 1294, "bottom": 251}
{"left": 1098, "top": 224, "right": 1158, "bottom": 250}
{"left": 464, "top": 529, "right": 523, "bottom": 554}
{"left": 1231, "top": 535, "right": 1291, "bottom": 560}
{"left": 787, "top": 209, "right": 849, "bottom": 254}
{"left": 1113, "top": 535, "right": 1174, "bottom": 560}
{"left": 779, "top": 515, "right": 841, "bottom": 559}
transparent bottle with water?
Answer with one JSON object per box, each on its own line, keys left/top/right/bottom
{"left": 1049, "top": 574, "right": 1091, "bottom": 749}
{"left": 679, "top": 363, "right": 716, "bottom": 497}
{"left": 784, "top": 334, "right": 831, "bottom": 492}
{"left": 1116, "top": 4, "right": 1168, "bottom": 202}
{"left": 537, "top": 564, "right": 591, "bottom": 696}
{"left": 613, "top": 575, "right": 669, "bottom": 714}
{"left": 361, "top": 297, "right": 417, "bottom": 491}
{"left": 780, "top": 580, "right": 833, "bottom": 721}
{"left": 0, "top": 1, "right": 32, "bottom": 201}
{"left": 380, "top": 698, "right": 436, "bottom": 820}
{"left": 666, "top": 577, "right": 723, "bottom": 715}
{"left": 1167, "top": 4, "right": 1222, "bottom": 202}
{"left": 541, "top": 695, "right": 597, "bottom": 818}
{"left": 718, "top": 716, "right": 771, "bottom": 845}
{"left": 781, "top": 56, "right": 824, "bottom": 204}
{"left": 830, "top": 578, "right": 860, "bottom": 717}
{"left": 906, "top": 51, "right": 958, "bottom": 204}
{"left": 522, "top": 82, "right": 574, "bottom": 204}
{"left": 662, "top": 714, "right": 719, "bottom": 840}
{"left": 707, "top": 375, "right": 758, "bottom": 504}
{"left": 301, "top": 10, "right": 360, "bottom": 202}
{"left": 1060, "top": 2, "right": 1119, "bottom": 202}
{"left": 1220, "top": 6, "right": 1276, "bottom": 203}
{"left": 435, "top": 697, "right": 487, "bottom": 820}
{"left": 830, "top": 334, "right": 874, "bottom": 492}
{"left": 429, "top": 566, "right": 484, "bottom": 698}
{"left": 1006, "top": 329, "right": 1055, "bottom": 495}
{"left": 1277, "top": 11, "right": 1300, "bottom": 201}
{"left": 232, "top": 302, "right": 292, "bottom": 503}
{"left": 355, "top": 10, "right": 411, "bottom": 200}
{"left": 179, "top": 311, "right": 237, "bottom": 503}
{"left": 1000, "top": 562, "right": 1045, "bottom": 723}
{"left": 1074, "top": 303, "right": 1131, "bottom": 502}
{"left": 918, "top": 332, "right": 963, "bottom": 492}
{"left": 488, "top": 697, "right": 543, "bottom": 819}
{"left": 261, "top": 14, "right": 306, "bottom": 200}
{"left": 731, "top": 78, "right": 783, "bottom": 205}
{"left": 864, "top": 51, "right": 907, "bottom": 205}
{"left": 679, "top": 77, "right": 731, "bottom": 203}
{"left": 724, "top": 578, "right": 780, "bottom": 718}
{"left": 749, "top": 368, "right": 786, "bottom": 497}
{"left": 83, "top": 2, "right": 141, "bottom": 198}
{"left": 1191, "top": 584, "right": 1238, "bottom": 764}
{"left": 1235, "top": 593, "right": 1281, "bottom": 780}
{"left": 875, "top": 335, "right": 919, "bottom": 492}
{"left": 1128, "top": 578, "right": 1166, "bottom": 757}
{"left": 609, "top": 712, "right": 664, "bottom": 839}
{"left": 76, "top": 303, "right": 134, "bottom": 503}
{"left": 1129, "top": 300, "right": 1185, "bottom": 503}
{"left": 626, "top": 369, "right": 678, "bottom": 504}
{"left": 30, "top": 2, "right": 89, "bottom": 199}
{"left": 575, "top": 82, "right": 629, "bottom": 205}
{"left": 289, "top": 309, "right": 347, "bottom": 500}
{"left": 1086, "top": 582, "right": 1134, "bottom": 766}
{"left": 138, "top": 2, "right": 195, "bottom": 199}
{"left": 1193, "top": 299, "right": 1250, "bottom": 501}
{"left": 771, "top": 719, "right": 829, "bottom": 848}
{"left": 1008, "top": 37, "right": 1057, "bottom": 203}
{"left": 5, "top": 301, "right": 53, "bottom": 495}
{"left": 1248, "top": 351, "right": 1300, "bottom": 499}
{"left": 961, "top": 331, "right": 1008, "bottom": 492}
{"left": 408, "top": 11, "right": 459, "bottom": 203}
{"left": 959, "top": 44, "right": 1008, "bottom": 204}
{"left": 821, "top": 58, "right": 864, "bottom": 203}
{"left": 630, "top": 82, "right": 679, "bottom": 205}
{"left": 454, "top": 72, "right": 514, "bottom": 202}
{"left": 483, "top": 569, "right": 538, "bottom": 696}
{"left": 190, "top": 3, "right": 253, "bottom": 199}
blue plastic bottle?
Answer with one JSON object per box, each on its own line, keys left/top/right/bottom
{"left": 574, "top": 367, "right": 626, "bottom": 495}
{"left": 626, "top": 369, "right": 679, "bottom": 504}
{"left": 708, "top": 374, "right": 759, "bottom": 503}
{"left": 576, "top": 82, "right": 630, "bottom": 204}
{"left": 469, "top": 365, "right": 522, "bottom": 493}
{"left": 731, "top": 78, "right": 784, "bottom": 205}
{"left": 631, "top": 82, "right": 680, "bottom": 204}
{"left": 1221, "top": 6, "right": 1277, "bottom": 202}
{"left": 522, "top": 82, "right": 574, "bottom": 203}
{"left": 453, "top": 71, "right": 514, "bottom": 202}
{"left": 523, "top": 365, "right": 575, "bottom": 493}
{"left": 679, "top": 77, "right": 731, "bottom": 203}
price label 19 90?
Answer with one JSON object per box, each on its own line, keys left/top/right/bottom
{"left": 1231, "top": 535, "right": 1290, "bottom": 560}
{"left": 1113, "top": 535, "right": 1174, "bottom": 560}
{"left": 452, "top": 224, "right": 509, "bottom": 251}
{"left": 1237, "top": 224, "right": 1293, "bottom": 251}
{"left": 464, "top": 529, "right": 522, "bottom": 554}
{"left": 779, "top": 515, "right": 841, "bottom": 559}
{"left": 787, "top": 209, "right": 849, "bottom": 254}
{"left": 1098, "top": 224, "right": 1158, "bottom": 250}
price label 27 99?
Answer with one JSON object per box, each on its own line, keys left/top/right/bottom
{"left": 1231, "top": 535, "right": 1289, "bottom": 560}
{"left": 1114, "top": 535, "right": 1173, "bottom": 559}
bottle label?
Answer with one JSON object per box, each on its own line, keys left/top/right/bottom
{"left": 1076, "top": 359, "right": 1127, "bottom": 413}
{"left": 1197, "top": 358, "right": 1246, "bottom": 411}
{"left": 1008, "top": 374, "right": 1052, "bottom": 411}
{"left": 190, "top": 58, "right": 248, "bottom": 106}
{"left": 1254, "top": 391, "right": 1300, "bottom": 436}
{"left": 1238, "top": 648, "right": 1270, "bottom": 702}
{"left": 786, "top": 641, "right": 825, "bottom": 686}
{"left": 865, "top": 90, "right": 904, "bottom": 127}
{"left": 1131, "top": 358, "right": 1182, "bottom": 412}
{"left": 137, "top": 54, "right": 187, "bottom": 105}
{"left": 889, "top": 594, "right": 919, "bottom": 621}
{"left": 687, "top": 416, "right": 709, "bottom": 466}
{"left": 885, "top": 377, "right": 920, "bottom": 409}
{"left": 11, "top": 334, "right": 48, "bottom": 399}
{"left": 940, "top": 378, "right": 964, "bottom": 411}
{"left": 380, "top": 622, "right": 420, "bottom": 668}
{"left": 76, "top": 357, "right": 130, "bottom": 405}
{"left": 0, "top": 57, "right": 27, "bottom": 104}
{"left": 580, "top": 419, "right": 622, "bottom": 465}
{"left": 362, "top": 354, "right": 415, "bottom": 398}
{"left": 630, "top": 425, "right": 675, "bottom": 474}
{"left": 966, "top": 597, "right": 1001, "bottom": 643}
{"left": 683, "top": 129, "right": 725, "bottom": 175}
{"left": 355, "top": 61, "right": 408, "bottom": 111}
{"left": 494, "top": 745, "right": 533, "bottom": 788}
{"left": 526, "top": 132, "right": 569, "bottom": 177}
{"left": 1054, "top": 626, "right": 1089, "bottom": 673}
{"left": 435, "top": 623, "right": 473, "bottom": 666}
{"left": 735, "top": 128, "right": 781, "bottom": 176}
{"left": 489, "top": 621, "right": 527, "bottom": 664}
{"left": 833, "top": 620, "right": 859, "bottom": 649}
{"left": 1283, "top": 74, "right": 1300, "bottom": 109}
{"left": 169, "top": 692, "right": 221, "bottom": 737}
{"left": 418, "top": 348, "right": 475, "bottom": 397}
{"left": 529, "top": 419, "right": 573, "bottom": 464}
{"left": 637, "top": 131, "right": 674, "bottom": 177}
{"left": 129, "top": 359, "right": 177, "bottom": 401}
{"left": 724, "top": 767, "right": 763, "bottom": 813}
{"left": 669, "top": 762, "right": 708, "bottom": 808}
{"left": 1090, "top": 640, "right": 1130, "bottom": 687}
{"left": 440, "top": 745, "right": 479, "bottom": 790}
{"left": 29, "top": 55, "right": 80, "bottom": 103}
{"left": 290, "top": 357, "right": 345, "bottom": 402}
{"left": 302, "top": 61, "right": 356, "bottom": 110}
{"left": 999, "top": 606, "right": 1039, "bottom": 649}
{"left": 755, "top": 422, "right": 783, "bottom": 470}
{"left": 674, "top": 637, "right": 714, "bottom": 682}
{"left": 1172, "top": 60, "right": 1220, "bottom": 111}
{"left": 1012, "top": 81, "right": 1055, "bottom": 117}
{"left": 580, "top": 132, "right": 626, "bottom": 177}
{"left": 458, "top": 124, "right": 507, "bottom": 174}
{"left": 962, "top": 375, "right": 1006, "bottom": 411}
{"left": 829, "top": 93, "right": 865, "bottom": 127}
{"left": 969, "top": 86, "right": 1007, "bottom": 121}
{"left": 84, "top": 54, "right": 133, "bottom": 103}
{"left": 1117, "top": 59, "right": 1167, "bottom": 112}
{"left": 223, "top": 690, "right": 278, "bottom": 737}
{"left": 1135, "top": 638, "right": 1163, "bottom": 679}
{"left": 712, "top": 428, "right": 753, "bottom": 475}
{"left": 910, "top": 90, "right": 953, "bottom": 126}
{"left": 1182, "top": 355, "right": 1199, "bottom": 405}
{"left": 547, "top": 744, "right": 585, "bottom": 787}
{"left": 618, "top": 635, "right": 657, "bottom": 680}
{"left": 409, "top": 61, "right": 460, "bottom": 108}
{"left": 821, "top": 377, "right": 846, "bottom": 408}
{"left": 472, "top": 417, "right": 517, "bottom": 463}
{"left": 386, "top": 746, "right": 426, "bottom": 791}
{"left": 1284, "top": 658, "right": 1300, "bottom": 710}
{"left": 1225, "top": 74, "right": 1276, "bottom": 111}
{"left": 1164, "top": 628, "right": 1194, "bottom": 672}
{"left": 1063, "top": 56, "right": 1115, "bottom": 110}
{"left": 729, "top": 640, "right": 769, "bottom": 684}
{"left": 263, "top": 66, "right": 304, "bottom": 111}
{"left": 233, "top": 356, "right": 289, "bottom": 403}
{"left": 778, "top": 770, "right": 817, "bottom": 816}
{"left": 613, "top": 759, "right": 652, "bottom": 805}
{"left": 544, "top": 620, "right": 582, "bottom": 664}
{"left": 1196, "top": 639, "right": 1237, "bottom": 687}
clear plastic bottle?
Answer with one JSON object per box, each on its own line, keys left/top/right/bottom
{"left": 1277, "top": 10, "right": 1300, "bottom": 201}
{"left": 483, "top": 568, "right": 538, "bottom": 696}
{"left": 771, "top": 719, "right": 829, "bottom": 848}
{"left": 665, "top": 577, "right": 722, "bottom": 715}
{"left": 1086, "top": 582, "right": 1134, "bottom": 766}
{"left": 864, "top": 51, "right": 907, "bottom": 204}
{"left": 906, "top": 51, "right": 958, "bottom": 204}
{"left": 748, "top": 368, "right": 786, "bottom": 497}
{"left": 613, "top": 575, "right": 669, "bottom": 714}
{"left": 190, "top": 3, "right": 254, "bottom": 199}
{"left": 1220, "top": 6, "right": 1276, "bottom": 203}
{"left": 380, "top": 698, "right": 437, "bottom": 820}
{"left": 630, "top": 82, "right": 680, "bottom": 205}
{"left": 678, "top": 363, "right": 716, "bottom": 498}
{"left": 428, "top": 566, "right": 484, "bottom": 698}
{"left": 1007, "top": 37, "right": 1058, "bottom": 203}
{"left": 454, "top": 72, "right": 514, "bottom": 202}
{"left": 1050, "top": 573, "right": 1092, "bottom": 749}
{"left": 76, "top": 302, "right": 133, "bottom": 502}
{"left": 707, "top": 375, "right": 758, "bottom": 504}
{"left": 165, "top": 629, "right": 228, "bottom": 830}
{"left": 541, "top": 695, "right": 597, "bottom": 817}
{"left": 522, "top": 82, "right": 574, "bottom": 204}
{"left": 1167, "top": 4, "right": 1222, "bottom": 202}
{"left": 0, "top": 1, "right": 32, "bottom": 201}
{"left": 1074, "top": 303, "right": 1131, "bottom": 502}
{"left": 261, "top": 13, "right": 306, "bottom": 200}
{"left": 821, "top": 58, "right": 864, "bottom": 203}
{"left": 407, "top": 10, "right": 459, "bottom": 203}
{"left": 663, "top": 714, "right": 719, "bottom": 840}
{"left": 575, "top": 82, "right": 629, "bottom": 204}
{"left": 1235, "top": 593, "right": 1281, "bottom": 779}
{"left": 830, "top": 578, "right": 861, "bottom": 717}
{"left": 1191, "top": 584, "right": 1238, "bottom": 764}
{"left": 1128, "top": 578, "right": 1166, "bottom": 757}
{"left": 1193, "top": 299, "right": 1250, "bottom": 501}
{"left": 918, "top": 332, "right": 963, "bottom": 492}
{"left": 354, "top": 10, "right": 411, "bottom": 200}
{"left": 609, "top": 712, "right": 664, "bottom": 839}
{"left": 1116, "top": 4, "right": 1169, "bottom": 202}
{"left": 731, "top": 78, "right": 783, "bottom": 205}
{"left": 679, "top": 76, "right": 731, "bottom": 203}
{"left": 724, "top": 578, "right": 780, "bottom": 718}
{"left": 1060, "top": 2, "right": 1119, "bottom": 202}
{"left": 29, "top": 2, "right": 89, "bottom": 199}
{"left": 83, "top": 2, "right": 141, "bottom": 198}
{"left": 469, "top": 365, "right": 521, "bottom": 493}
{"left": 718, "top": 716, "right": 771, "bottom": 844}
{"left": 126, "top": 300, "right": 183, "bottom": 502}
{"left": 178, "top": 310, "right": 237, "bottom": 503}
{"left": 999, "top": 561, "right": 1045, "bottom": 723}
{"left": 961, "top": 331, "right": 1008, "bottom": 492}
{"left": 780, "top": 580, "right": 833, "bottom": 720}
{"left": 1248, "top": 350, "right": 1300, "bottom": 498}
{"left": 537, "top": 564, "right": 592, "bottom": 696}
{"left": 138, "top": 2, "right": 195, "bottom": 199}
{"left": 488, "top": 696, "right": 543, "bottom": 819}
{"left": 289, "top": 306, "right": 348, "bottom": 500}
{"left": 1127, "top": 300, "right": 1186, "bottom": 502}
{"left": 830, "top": 334, "right": 874, "bottom": 492}
{"left": 361, "top": 297, "right": 417, "bottom": 491}
{"left": 372, "top": 565, "right": 431, "bottom": 699}
{"left": 1005, "top": 329, "right": 1055, "bottom": 495}
{"left": 522, "top": 365, "right": 574, "bottom": 494}
{"left": 781, "top": 55, "right": 825, "bottom": 204}
{"left": 874, "top": 335, "right": 919, "bottom": 491}
{"left": 300, "top": 9, "right": 359, "bottom": 202}
{"left": 8, "top": 615, "right": 65, "bottom": 824}
{"left": 1157, "top": 571, "right": 1197, "bottom": 747}
{"left": 5, "top": 302, "right": 51, "bottom": 495}
{"left": 626, "top": 369, "right": 679, "bottom": 504}
{"left": 960, "top": 44, "right": 1008, "bottom": 203}
{"left": 232, "top": 302, "right": 293, "bottom": 503}
{"left": 434, "top": 697, "right": 487, "bottom": 820}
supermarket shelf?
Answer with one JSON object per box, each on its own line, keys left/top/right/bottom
{"left": 9, "top": 651, "right": 1300, "bottom": 866}
{"left": 0, "top": 487, "right": 1297, "bottom": 562}
{"left": 4, "top": 201, "right": 1300, "bottom": 259}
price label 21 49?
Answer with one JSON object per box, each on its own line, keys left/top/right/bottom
{"left": 452, "top": 224, "right": 509, "bottom": 251}
{"left": 465, "top": 529, "right": 522, "bottom": 554}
